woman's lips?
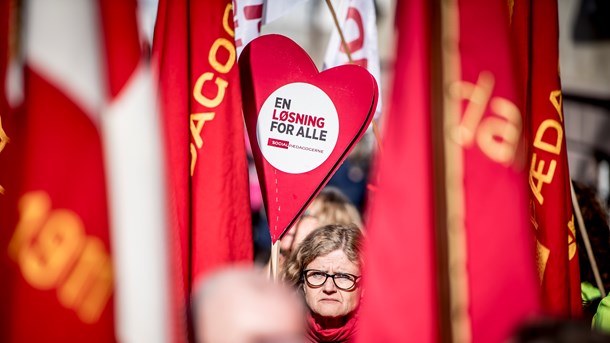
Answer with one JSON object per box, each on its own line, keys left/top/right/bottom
{"left": 319, "top": 298, "right": 340, "bottom": 302}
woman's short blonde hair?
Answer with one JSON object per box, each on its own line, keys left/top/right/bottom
{"left": 307, "top": 187, "right": 363, "bottom": 229}
{"left": 283, "top": 224, "right": 364, "bottom": 288}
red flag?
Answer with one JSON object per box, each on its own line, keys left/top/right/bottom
{"left": 2, "top": 1, "right": 115, "bottom": 341}
{"left": 1, "top": 1, "right": 170, "bottom": 342}
{"left": 357, "top": 0, "right": 439, "bottom": 341}
{"left": 153, "top": 0, "right": 253, "bottom": 339}
{"left": 0, "top": 2, "right": 24, "bottom": 338}
{"left": 453, "top": 0, "right": 541, "bottom": 340}
{"left": 359, "top": 0, "right": 540, "bottom": 342}
{"left": 511, "top": 0, "right": 582, "bottom": 317}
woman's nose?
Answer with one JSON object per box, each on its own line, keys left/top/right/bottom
{"left": 322, "top": 277, "right": 337, "bottom": 292}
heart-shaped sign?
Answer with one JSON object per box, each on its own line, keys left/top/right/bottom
{"left": 239, "top": 34, "right": 377, "bottom": 243}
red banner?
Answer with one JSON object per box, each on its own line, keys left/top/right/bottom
{"left": 0, "top": 2, "right": 23, "bottom": 338}
{"left": 511, "top": 0, "right": 582, "bottom": 317}
{"left": 188, "top": 0, "right": 252, "bottom": 280}
{"left": 154, "top": 1, "right": 253, "bottom": 340}
{"left": 1, "top": 1, "right": 116, "bottom": 341}
{"left": 451, "top": 0, "right": 541, "bottom": 341}
{"left": 359, "top": 1, "right": 541, "bottom": 342}
{"left": 357, "top": 1, "right": 439, "bottom": 341}
{"left": 1, "top": 1, "right": 172, "bottom": 341}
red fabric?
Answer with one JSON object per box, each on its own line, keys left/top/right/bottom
{"left": 0, "top": 2, "right": 23, "bottom": 339}
{"left": 188, "top": 0, "right": 252, "bottom": 278}
{"left": 0, "top": 1, "right": 120, "bottom": 341}
{"left": 359, "top": 1, "right": 540, "bottom": 342}
{"left": 99, "top": 0, "right": 140, "bottom": 98}
{"left": 458, "top": 1, "right": 541, "bottom": 341}
{"left": 153, "top": 0, "right": 253, "bottom": 340}
{"left": 511, "top": 0, "right": 582, "bottom": 317}
{"left": 306, "top": 312, "right": 358, "bottom": 343}
{"left": 152, "top": 2, "right": 191, "bottom": 341}
{"left": 356, "top": 1, "right": 439, "bottom": 342}
{"left": 1, "top": 1, "right": 158, "bottom": 341}
{"left": 5, "top": 68, "right": 116, "bottom": 342}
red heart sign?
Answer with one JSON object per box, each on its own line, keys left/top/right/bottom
{"left": 239, "top": 34, "right": 377, "bottom": 243}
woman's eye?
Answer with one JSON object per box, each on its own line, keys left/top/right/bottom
{"left": 335, "top": 274, "right": 352, "bottom": 280}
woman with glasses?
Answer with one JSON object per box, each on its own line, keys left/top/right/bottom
{"left": 283, "top": 224, "right": 363, "bottom": 343}
{"left": 279, "top": 187, "right": 363, "bottom": 269}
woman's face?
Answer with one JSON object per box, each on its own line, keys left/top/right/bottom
{"left": 303, "top": 249, "right": 361, "bottom": 319}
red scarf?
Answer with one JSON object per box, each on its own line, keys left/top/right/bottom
{"left": 306, "top": 312, "right": 358, "bottom": 343}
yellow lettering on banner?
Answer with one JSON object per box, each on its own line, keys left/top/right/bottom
{"left": 550, "top": 90, "right": 563, "bottom": 122}
{"left": 59, "top": 238, "right": 113, "bottom": 323}
{"left": 531, "top": 200, "right": 549, "bottom": 283}
{"left": 476, "top": 97, "right": 522, "bottom": 165}
{"left": 190, "top": 113, "right": 216, "bottom": 149}
{"left": 527, "top": 90, "right": 565, "bottom": 204}
{"left": 190, "top": 113, "right": 216, "bottom": 176}
{"left": 20, "top": 210, "right": 85, "bottom": 289}
{"left": 190, "top": 5, "right": 237, "bottom": 176}
{"left": 190, "top": 143, "right": 198, "bottom": 177}
{"left": 529, "top": 153, "right": 557, "bottom": 205}
{"left": 8, "top": 192, "right": 51, "bottom": 260}
{"left": 8, "top": 191, "right": 113, "bottom": 324}
{"left": 193, "top": 72, "right": 229, "bottom": 108}
{"left": 451, "top": 72, "right": 494, "bottom": 147}
{"left": 209, "top": 38, "right": 236, "bottom": 74}
{"left": 0, "top": 115, "right": 9, "bottom": 194}
{"left": 223, "top": 3, "right": 234, "bottom": 38}
{"left": 533, "top": 119, "right": 563, "bottom": 155}
{"left": 568, "top": 215, "right": 576, "bottom": 260}
{"left": 449, "top": 71, "right": 522, "bottom": 166}
{"left": 536, "top": 239, "right": 551, "bottom": 283}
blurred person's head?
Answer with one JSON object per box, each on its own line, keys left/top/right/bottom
{"left": 283, "top": 224, "right": 364, "bottom": 341}
{"left": 279, "top": 187, "right": 362, "bottom": 265}
{"left": 511, "top": 317, "right": 610, "bottom": 343}
{"left": 193, "top": 266, "right": 305, "bottom": 343}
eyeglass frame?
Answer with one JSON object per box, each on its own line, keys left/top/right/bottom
{"left": 302, "top": 269, "right": 361, "bottom": 291}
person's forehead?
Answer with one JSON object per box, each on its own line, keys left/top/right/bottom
{"left": 235, "top": 295, "right": 304, "bottom": 333}
{"left": 294, "top": 216, "right": 320, "bottom": 239}
{"left": 307, "top": 249, "right": 359, "bottom": 273}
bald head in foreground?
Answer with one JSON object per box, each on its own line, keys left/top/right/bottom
{"left": 193, "top": 266, "right": 306, "bottom": 343}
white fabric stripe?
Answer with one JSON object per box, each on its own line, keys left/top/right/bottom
{"left": 234, "top": 0, "right": 264, "bottom": 58}
{"left": 101, "top": 64, "right": 170, "bottom": 343}
{"left": 25, "top": 0, "right": 103, "bottom": 119}
{"left": 262, "top": 0, "right": 311, "bottom": 24}
{"left": 323, "top": 0, "right": 382, "bottom": 118}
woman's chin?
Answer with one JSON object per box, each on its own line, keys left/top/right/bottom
{"left": 312, "top": 306, "right": 348, "bottom": 320}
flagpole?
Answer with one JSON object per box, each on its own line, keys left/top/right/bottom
{"left": 570, "top": 180, "right": 607, "bottom": 298}
{"left": 324, "top": 0, "right": 383, "bottom": 154}
{"left": 270, "top": 241, "right": 280, "bottom": 282}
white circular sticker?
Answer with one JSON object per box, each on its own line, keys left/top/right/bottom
{"left": 257, "top": 82, "right": 339, "bottom": 174}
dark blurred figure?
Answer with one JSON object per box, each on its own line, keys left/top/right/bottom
{"left": 327, "top": 133, "right": 374, "bottom": 211}
{"left": 572, "top": 181, "right": 610, "bottom": 320}
{"left": 511, "top": 318, "right": 610, "bottom": 343}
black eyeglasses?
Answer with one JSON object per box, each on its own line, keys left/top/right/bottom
{"left": 303, "top": 269, "right": 361, "bottom": 291}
